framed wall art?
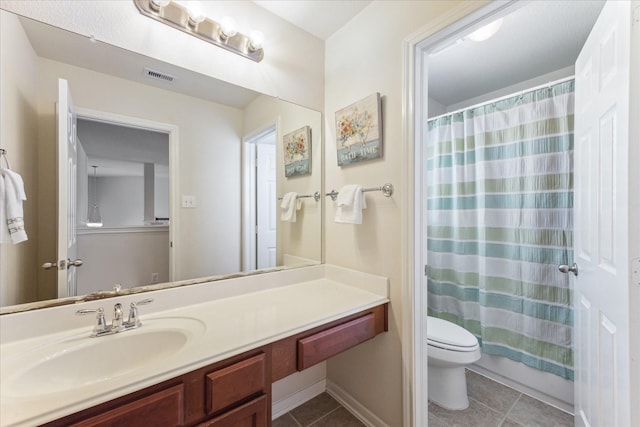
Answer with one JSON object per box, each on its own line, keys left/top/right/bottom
{"left": 335, "top": 92, "right": 382, "bottom": 166}
{"left": 283, "top": 125, "right": 311, "bottom": 177}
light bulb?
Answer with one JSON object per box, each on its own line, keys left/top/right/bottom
{"left": 466, "top": 18, "right": 503, "bottom": 42}
{"left": 219, "top": 16, "right": 237, "bottom": 39}
{"left": 187, "top": 2, "right": 205, "bottom": 25}
{"left": 150, "top": 0, "right": 171, "bottom": 11}
{"left": 248, "top": 30, "right": 264, "bottom": 51}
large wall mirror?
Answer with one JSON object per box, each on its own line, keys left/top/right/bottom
{"left": 0, "top": 10, "right": 323, "bottom": 313}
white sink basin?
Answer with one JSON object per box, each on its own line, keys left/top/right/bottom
{"left": 4, "top": 317, "right": 206, "bottom": 397}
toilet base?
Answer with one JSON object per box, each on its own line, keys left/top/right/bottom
{"left": 428, "top": 365, "right": 470, "bottom": 410}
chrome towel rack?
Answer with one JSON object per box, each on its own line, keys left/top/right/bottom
{"left": 278, "top": 191, "right": 321, "bottom": 202}
{"left": 326, "top": 183, "right": 394, "bottom": 201}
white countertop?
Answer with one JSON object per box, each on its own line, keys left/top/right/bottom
{"left": 0, "top": 265, "right": 389, "bottom": 427}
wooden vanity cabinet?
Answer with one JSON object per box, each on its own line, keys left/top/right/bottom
{"left": 42, "top": 304, "right": 387, "bottom": 427}
{"left": 43, "top": 349, "right": 270, "bottom": 427}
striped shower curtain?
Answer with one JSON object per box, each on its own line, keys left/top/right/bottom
{"left": 426, "top": 79, "right": 574, "bottom": 380}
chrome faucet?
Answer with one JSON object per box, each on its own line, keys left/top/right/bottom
{"left": 112, "top": 303, "right": 124, "bottom": 330}
{"left": 76, "top": 298, "right": 154, "bottom": 337}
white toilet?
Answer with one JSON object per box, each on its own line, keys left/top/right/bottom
{"left": 427, "top": 316, "right": 481, "bottom": 410}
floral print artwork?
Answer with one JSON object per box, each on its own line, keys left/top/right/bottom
{"left": 335, "top": 93, "right": 382, "bottom": 166}
{"left": 283, "top": 126, "right": 311, "bottom": 177}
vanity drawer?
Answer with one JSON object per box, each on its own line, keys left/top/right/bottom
{"left": 70, "top": 384, "right": 184, "bottom": 427}
{"left": 297, "top": 313, "right": 376, "bottom": 370}
{"left": 205, "top": 353, "right": 266, "bottom": 415}
{"left": 197, "top": 395, "right": 267, "bottom": 427}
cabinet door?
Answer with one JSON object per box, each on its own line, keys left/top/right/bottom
{"left": 197, "top": 395, "right": 267, "bottom": 427}
{"left": 70, "top": 384, "right": 184, "bottom": 427}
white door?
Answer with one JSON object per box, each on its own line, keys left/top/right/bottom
{"left": 573, "top": 2, "right": 636, "bottom": 426}
{"left": 56, "top": 79, "right": 80, "bottom": 298}
{"left": 256, "top": 141, "right": 276, "bottom": 269}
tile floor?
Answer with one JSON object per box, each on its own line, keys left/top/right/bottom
{"left": 273, "top": 393, "right": 365, "bottom": 427}
{"left": 430, "top": 370, "right": 574, "bottom": 427}
{"left": 272, "top": 370, "right": 574, "bottom": 427}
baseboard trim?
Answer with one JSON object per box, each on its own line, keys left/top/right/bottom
{"left": 271, "top": 379, "right": 326, "bottom": 419}
{"left": 326, "top": 380, "right": 390, "bottom": 427}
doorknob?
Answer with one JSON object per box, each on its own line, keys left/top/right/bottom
{"left": 67, "top": 259, "right": 83, "bottom": 268}
{"left": 42, "top": 261, "right": 58, "bottom": 270}
{"left": 558, "top": 263, "right": 578, "bottom": 276}
{"left": 42, "top": 259, "right": 83, "bottom": 270}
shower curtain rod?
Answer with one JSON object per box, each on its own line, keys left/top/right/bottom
{"left": 427, "top": 75, "right": 575, "bottom": 122}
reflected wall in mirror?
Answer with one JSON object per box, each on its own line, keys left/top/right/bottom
{"left": 0, "top": 10, "right": 322, "bottom": 312}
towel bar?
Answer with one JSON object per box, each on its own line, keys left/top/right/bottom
{"left": 0, "top": 148, "right": 11, "bottom": 169}
{"left": 326, "top": 183, "right": 394, "bottom": 201}
{"left": 277, "top": 192, "right": 321, "bottom": 202}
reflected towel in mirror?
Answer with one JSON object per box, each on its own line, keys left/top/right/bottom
{"left": 280, "top": 192, "right": 302, "bottom": 222}
{"left": 0, "top": 168, "right": 28, "bottom": 244}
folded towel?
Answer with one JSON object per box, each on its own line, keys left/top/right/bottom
{"left": 335, "top": 185, "right": 366, "bottom": 224}
{"left": 280, "top": 192, "right": 302, "bottom": 222}
{"left": 1, "top": 167, "right": 28, "bottom": 244}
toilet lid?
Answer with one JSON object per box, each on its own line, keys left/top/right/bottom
{"left": 427, "top": 316, "right": 479, "bottom": 350}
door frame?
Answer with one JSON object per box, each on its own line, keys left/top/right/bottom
{"left": 401, "top": 1, "right": 570, "bottom": 425}
{"left": 74, "top": 107, "right": 180, "bottom": 281}
{"left": 242, "top": 123, "right": 278, "bottom": 272}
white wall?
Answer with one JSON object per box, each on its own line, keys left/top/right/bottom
{"left": 324, "top": 2, "right": 479, "bottom": 425}
{"left": 76, "top": 228, "right": 170, "bottom": 294}
{"left": 0, "top": 12, "right": 40, "bottom": 306}
{"left": 95, "top": 176, "right": 143, "bottom": 227}
{"left": 0, "top": 0, "right": 325, "bottom": 111}
{"left": 444, "top": 65, "right": 575, "bottom": 112}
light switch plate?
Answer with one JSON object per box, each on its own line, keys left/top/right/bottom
{"left": 182, "top": 195, "right": 197, "bottom": 208}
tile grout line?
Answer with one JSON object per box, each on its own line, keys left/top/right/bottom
{"left": 306, "top": 405, "right": 343, "bottom": 427}
{"left": 287, "top": 411, "right": 304, "bottom": 427}
{"left": 502, "top": 392, "right": 523, "bottom": 424}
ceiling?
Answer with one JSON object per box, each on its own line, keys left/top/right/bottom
{"left": 427, "top": 0, "right": 605, "bottom": 109}
{"left": 252, "top": 0, "right": 371, "bottom": 40}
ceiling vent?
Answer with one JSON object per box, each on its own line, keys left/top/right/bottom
{"left": 143, "top": 67, "right": 176, "bottom": 83}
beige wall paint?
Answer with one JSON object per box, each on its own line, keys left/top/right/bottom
{"left": 244, "top": 95, "right": 323, "bottom": 266}
{"left": 35, "top": 58, "right": 244, "bottom": 299}
{"left": 324, "top": 2, "right": 481, "bottom": 425}
{"left": 0, "top": 12, "right": 40, "bottom": 306}
{"left": 0, "top": 0, "right": 325, "bottom": 111}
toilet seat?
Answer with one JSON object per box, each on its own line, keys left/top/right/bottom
{"left": 427, "top": 316, "right": 479, "bottom": 352}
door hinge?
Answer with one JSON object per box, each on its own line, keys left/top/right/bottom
{"left": 424, "top": 265, "right": 428, "bottom": 276}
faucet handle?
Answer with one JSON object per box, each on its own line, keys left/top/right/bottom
{"left": 76, "top": 307, "right": 108, "bottom": 336}
{"left": 127, "top": 298, "right": 154, "bottom": 328}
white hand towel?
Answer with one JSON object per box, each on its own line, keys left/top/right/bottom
{"left": 1, "top": 168, "right": 28, "bottom": 244}
{"left": 335, "top": 185, "right": 367, "bottom": 224}
{"left": 280, "top": 192, "right": 302, "bottom": 222}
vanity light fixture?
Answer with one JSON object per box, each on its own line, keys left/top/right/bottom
{"left": 133, "top": 0, "right": 265, "bottom": 62}
{"left": 87, "top": 166, "right": 103, "bottom": 228}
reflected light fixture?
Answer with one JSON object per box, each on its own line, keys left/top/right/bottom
{"left": 466, "top": 18, "right": 504, "bottom": 42}
{"left": 134, "top": 0, "right": 265, "bottom": 62}
{"left": 87, "top": 166, "right": 103, "bottom": 228}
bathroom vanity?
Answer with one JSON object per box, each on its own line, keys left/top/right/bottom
{"left": 0, "top": 265, "right": 389, "bottom": 427}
